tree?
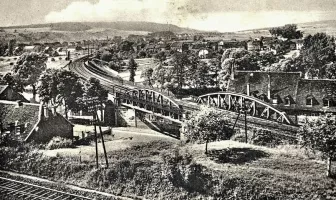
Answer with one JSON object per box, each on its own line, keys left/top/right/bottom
{"left": 269, "top": 24, "right": 303, "bottom": 40}
{"left": 218, "top": 48, "right": 259, "bottom": 91}
{"left": 154, "top": 51, "right": 166, "bottom": 63}
{"left": 152, "top": 63, "right": 174, "bottom": 89}
{"left": 259, "top": 52, "right": 280, "bottom": 68}
{"left": 108, "top": 61, "right": 121, "bottom": 72}
{"left": 221, "top": 48, "right": 259, "bottom": 71}
{"left": 100, "top": 51, "right": 113, "bottom": 62}
{"left": 0, "top": 73, "right": 24, "bottom": 93}
{"left": 38, "top": 69, "right": 58, "bottom": 104}
{"left": 128, "top": 57, "right": 138, "bottom": 82}
{"left": 181, "top": 106, "right": 233, "bottom": 154}
{"left": 12, "top": 52, "right": 47, "bottom": 100}
{"left": 171, "top": 52, "right": 199, "bottom": 90}
{"left": 295, "top": 33, "right": 336, "bottom": 79}
{"left": 325, "top": 62, "right": 336, "bottom": 79}
{"left": 138, "top": 50, "right": 147, "bottom": 58}
{"left": 85, "top": 78, "right": 108, "bottom": 120}
{"left": 187, "top": 61, "right": 213, "bottom": 89}
{"left": 38, "top": 69, "right": 84, "bottom": 118}
{"left": 141, "top": 68, "right": 154, "bottom": 86}
{"left": 119, "top": 41, "right": 134, "bottom": 52}
{"left": 209, "top": 56, "right": 222, "bottom": 88}
{"left": 298, "top": 115, "right": 336, "bottom": 177}
{"left": 56, "top": 70, "right": 84, "bottom": 118}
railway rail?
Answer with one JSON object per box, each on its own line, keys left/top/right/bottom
{"left": 0, "top": 176, "right": 92, "bottom": 200}
{"left": 69, "top": 56, "right": 300, "bottom": 135}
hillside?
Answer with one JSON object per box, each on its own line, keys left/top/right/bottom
{"left": 1, "top": 137, "right": 336, "bottom": 199}
{"left": 237, "top": 20, "right": 336, "bottom": 38}
{"left": 0, "top": 21, "right": 198, "bottom": 33}
{"left": 298, "top": 20, "right": 336, "bottom": 36}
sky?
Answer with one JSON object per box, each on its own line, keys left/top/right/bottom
{"left": 2, "top": 0, "right": 336, "bottom": 32}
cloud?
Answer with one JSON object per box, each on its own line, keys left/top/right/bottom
{"left": 45, "top": 0, "right": 336, "bottom": 31}
{"left": 45, "top": 0, "right": 188, "bottom": 24}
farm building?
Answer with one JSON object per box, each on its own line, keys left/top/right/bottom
{"left": 0, "top": 100, "right": 74, "bottom": 143}
{"left": 228, "top": 71, "right": 336, "bottom": 117}
{"left": 0, "top": 85, "right": 28, "bottom": 102}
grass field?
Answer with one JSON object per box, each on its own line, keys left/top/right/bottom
{"left": 2, "top": 129, "right": 336, "bottom": 199}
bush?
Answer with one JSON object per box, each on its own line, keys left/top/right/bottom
{"left": 231, "top": 132, "right": 247, "bottom": 143}
{"left": 46, "top": 137, "right": 73, "bottom": 150}
{"left": 161, "top": 149, "right": 211, "bottom": 193}
{"left": 251, "top": 129, "right": 282, "bottom": 147}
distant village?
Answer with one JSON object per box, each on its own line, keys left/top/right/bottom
{"left": 0, "top": 25, "right": 334, "bottom": 144}
{"left": 0, "top": 30, "right": 303, "bottom": 59}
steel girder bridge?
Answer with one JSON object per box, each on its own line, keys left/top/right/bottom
{"left": 68, "top": 56, "right": 299, "bottom": 135}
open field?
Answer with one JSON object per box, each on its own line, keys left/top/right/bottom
{"left": 0, "top": 56, "right": 18, "bottom": 74}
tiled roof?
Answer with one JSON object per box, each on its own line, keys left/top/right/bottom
{"left": 296, "top": 79, "right": 336, "bottom": 112}
{"left": 0, "top": 85, "right": 8, "bottom": 95}
{"left": 228, "top": 71, "right": 336, "bottom": 113}
{"left": 170, "top": 42, "right": 183, "bottom": 48}
{"left": 0, "top": 100, "right": 40, "bottom": 140}
{"left": 229, "top": 71, "right": 300, "bottom": 102}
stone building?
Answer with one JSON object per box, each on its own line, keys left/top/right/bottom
{"left": 0, "top": 100, "right": 73, "bottom": 143}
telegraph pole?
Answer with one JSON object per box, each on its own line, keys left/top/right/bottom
{"left": 93, "top": 116, "right": 99, "bottom": 168}
{"left": 96, "top": 112, "right": 108, "bottom": 168}
{"left": 244, "top": 100, "right": 248, "bottom": 143}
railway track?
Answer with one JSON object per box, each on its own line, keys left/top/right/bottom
{"left": 69, "top": 57, "right": 299, "bottom": 135}
{"left": 0, "top": 176, "right": 92, "bottom": 200}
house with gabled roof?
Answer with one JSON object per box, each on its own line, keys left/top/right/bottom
{"left": 0, "top": 85, "right": 28, "bottom": 102}
{"left": 228, "top": 71, "right": 336, "bottom": 122}
{"left": 0, "top": 100, "right": 74, "bottom": 143}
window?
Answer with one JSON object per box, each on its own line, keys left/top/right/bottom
{"left": 271, "top": 94, "right": 280, "bottom": 105}
{"left": 306, "top": 96, "right": 313, "bottom": 106}
{"left": 323, "top": 98, "right": 333, "bottom": 107}
{"left": 284, "top": 97, "right": 291, "bottom": 106}
{"left": 259, "top": 94, "right": 268, "bottom": 102}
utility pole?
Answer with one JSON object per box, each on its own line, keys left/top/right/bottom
{"left": 134, "top": 109, "right": 137, "bottom": 127}
{"left": 232, "top": 111, "right": 241, "bottom": 130}
{"left": 93, "top": 119, "right": 99, "bottom": 168}
{"left": 96, "top": 112, "right": 108, "bottom": 168}
{"left": 244, "top": 100, "right": 248, "bottom": 143}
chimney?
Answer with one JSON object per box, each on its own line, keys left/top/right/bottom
{"left": 247, "top": 83, "right": 250, "bottom": 96}
{"left": 52, "top": 107, "right": 56, "bottom": 116}
{"left": 231, "top": 63, "right": 235, "bottom": 80}
{"left": 268, "top": 74, "right": 271, "bottom": 100}
{"left": 15, "top": 100, "right": 23, "bottom": 108}
{"left": 44, "top": 106, "right": 49, "bottom": 118}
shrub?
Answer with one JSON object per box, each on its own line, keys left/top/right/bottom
{"left": 0, "top": 133, "right": 20, "bottom": 147}
{"left": 251, "top": 129, "right": 282, "bottom": 147}
{"left": 161, "top": 149, "right": 211, "bottom": 193}
{"left": 231, "top": 132, "right": 247, "bottom": 143}
{"left": 182, "top": 106, "right": 233, "bottom": 153}
{"left": 46, "top": 137, "right": 73, "bottom": 150}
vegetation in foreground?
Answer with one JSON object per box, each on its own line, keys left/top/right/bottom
{"left": 1, "top": 135, "right": 336, "bottom": 200}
